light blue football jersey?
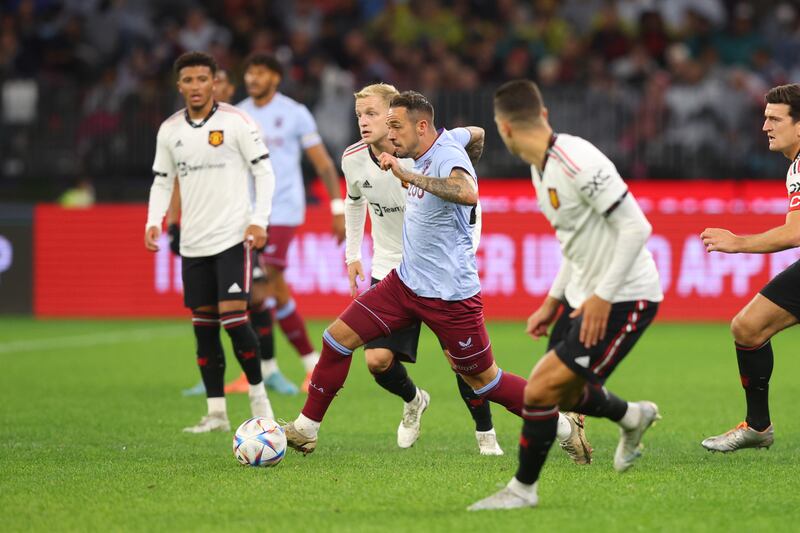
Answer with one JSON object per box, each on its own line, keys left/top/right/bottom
{"left": 237, "top": 93, "right": 322, "bottom": 226}
{"left": 397, "top": 129, "right": 480, "bottom": 301}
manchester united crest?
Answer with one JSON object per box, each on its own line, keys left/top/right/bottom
{"left": 548, "top": 187, "right": 560, "bottom": 209}
{"left": 208, "top": 130, "right": 224, "bottom": 147}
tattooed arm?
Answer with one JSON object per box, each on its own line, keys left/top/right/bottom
{"left": 378, "top": 152, "right": 477, "bottom": 205}
{"left": 463, "top": 126, "right": 485, "bottom": 165}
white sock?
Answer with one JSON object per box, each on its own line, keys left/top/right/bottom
{"left": 261, "top": 359, "right": 278, "bottom": 378}
{"left": 556, "top": 412, "right": 572, "bottom": 441}
{"left": 301, "top": 351, "right": 320, "bottom": 373}
{"left": 476, "top": 428, "right": 496, "bottom": 436}
{"left": 507, "top": 477, "right": 537, "bottom": 498}
{"left": 248, "top": 383, "right": 267, "bottom": 399}
{"left": 406, "top": 387, "right": 421, "bottom": 406}
{"left": 618, "top": 402, "right": 641, "bottom": 430}
{"left": 295, "top": 413, "right": 321, "bottom": 437}
{"left": 207, "top": 397, "right": 227, "bottom": 416}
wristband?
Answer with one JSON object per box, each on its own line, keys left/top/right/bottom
{"left": 330, "top": 198, "right": 345, "bottom": 216}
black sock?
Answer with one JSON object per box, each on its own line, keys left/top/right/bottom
{"left": 516, "top": 405, "right": 558, "bottom": 485}
{"left": 372, "top": 358, "right": 417, "bottom": 403}
{"left": 249, "top": 307, "right": 275, "bottom": 361}
{"left": 221, "top": 311, "right": 262, "bottom": 386}
{"left": 572, "top": 384, "right": 629, "bottom": 422}
{"left": 455, "top": 373, "right": 493, "bottom": 432}
{"left": 736, "top": 341, "right": 773, "bottom": 431}
{"left": 192, "top": 312, "right": 225, "bottom": 397}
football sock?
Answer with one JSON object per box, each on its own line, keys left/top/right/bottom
{"left": 221, "top": 311, "right": 262, "bottom": 386}
{"left": 207, "top": 397, "right": 226, "bottom": 415}
{"left": 473, "top": 368, "right": 526, "bottom": 416}
{"left": 249, "top": 305, "right": 276, "bottom": 363}
{"left": 456, "top": 373, "right": 493, "bottom": 432}
{"left": 276, "top": 299, "right": 315, "bottom": 357}
{"left": 736, "top": 341, "right": 773, "bottom": 431}
{"left": 192, "top": 311, "right": 225, "bottom": 398}
{"left": 295, "top": 413, "right": 321, "bottom": 437}
{"left": 572, "top": 384, "right": 629, "bottom": 422}
{"left": 301, "top": 351, "right": 320, "bottom": 373}
{"left": 301, "top": 330, "right": 353, "bottom": 422}
{"left": 516, "top": 404, "right": 559, "bottom": 485}
{"left": 372, "top": 358, "right": 417, "bottom": 403}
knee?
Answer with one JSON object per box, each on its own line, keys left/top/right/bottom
{"left": 325, "top": 319, "right": 363, "bottom": 350}
{"left": 731, "top": 313, "right": 768, "bottom": 347}
{"left": 524, "top": 379, "right": 561, "bottom": 406}
{"left": 365, "top": 350, "right": 393, "bottom": 374}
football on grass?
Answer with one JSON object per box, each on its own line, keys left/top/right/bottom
{"left": 233, "top": 417, "right": 287, "bottom": 467}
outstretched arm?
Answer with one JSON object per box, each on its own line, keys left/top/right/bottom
{"left": 702, "top": 210, "right": 800, "bottom": 254}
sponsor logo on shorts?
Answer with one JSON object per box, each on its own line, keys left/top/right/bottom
{"left": 458, "top": 337, "right": 473, "bottom": 349}
{"left": 228, "top": 282, "right": 242, "bottom": 293}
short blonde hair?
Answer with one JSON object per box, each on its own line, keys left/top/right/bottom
{"left": 354, "top": 83, "right": 399, "bottom": 105}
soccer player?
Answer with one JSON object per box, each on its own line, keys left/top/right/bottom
{"left": 281, "top": 91, "right": 590, "bottom": 461}
{"left": 225, "top": 52, "right": 346, "bottom": 396}
{"left": 700, "top": 84, "right": 800, "bottom": 452}
{"left": 344, "top": 82, "right": 503, "bottom": 454}
{"left": 468, "top": 80, "right": 663, "bottom": 510}
{"left": 145, "top": 52, "right": 276, "bottom": 433}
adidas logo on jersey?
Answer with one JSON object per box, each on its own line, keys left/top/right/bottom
{"left": 227, "top": 282, "right": 242, "bottom": 293}
{"left": 575, "top": 356, "right": 591, "bottom": 368}
{"left": 362, "top": 180, "right": 372, "bottom": 188}
{"left": 175, "top": 140, "right": 183, "bottom": 147}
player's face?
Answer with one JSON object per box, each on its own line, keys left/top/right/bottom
{"left": 177, "top": 66, "right": 215, "bottom": 111}
{"left": 355, "top": 96, "right": 389, "bottom": 145}
{"left": 213, "top": 71, "right": 235, "bottom": 103}
{"left": 386, "top": 106, "right": 418, "bottom": 158}
{"left": 763, "top": 103, "right": 800, "bottom": 153}
{"left": 244, "top": 65, "right": 280, "bottom": 100}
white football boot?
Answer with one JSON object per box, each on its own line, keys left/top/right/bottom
{"left": 701, "top": 422, "right": 774, "bottom": 452}
{"left": 468, "top": 479, "right": 538, "bottom": 511}
{"left": 282, "top": 421, "right": 317, "bottom": 455}
{"left": 614, "top": 401, "right": 661, "bottom": 472}
{"left": 397, "top": 388, "right": 430, "bottom": 448}
{"left": 476, "top": 429, "right": 504, "bottom": 456}
{"left": 558, "top": 412, "right": 592, "bottom": 465}
{"left": 182, "top": 412, "right": 230, "bottom": 434}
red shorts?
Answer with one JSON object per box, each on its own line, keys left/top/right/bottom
{"left": 259, "top": 225, "right": 296, "bottom": 271}
{"left": 340, "top": 270, "right": 494, "bottom": 375}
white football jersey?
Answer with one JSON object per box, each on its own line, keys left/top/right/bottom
{"left": 343, "top": 127, "right": 481, "bottom": 281}
{"left": 531, "top": 133, "right": 662, "bottom": 307}
{"left": 147, "top": 102, "right": 274, "bottom": 258}
{"left": 786, "top": 151, "right": 800, "bottom": 212}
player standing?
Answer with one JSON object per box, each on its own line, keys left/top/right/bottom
{"left": 225, "top": 52, "right": 346, "bottom": 396}
{"left": 700, "top": 84, "right": 800, "bottom": 452}
{"left": 469, "top": 80, "right": 663, "bottom": 510}
{"left": 281, "top": 91, "right": 589, "bottom": 461}
{"left": 344, "top": 83, "right": 503, "bottom": 454}
{"left": 145, "top": 52, "right": 276, "bottom": 432}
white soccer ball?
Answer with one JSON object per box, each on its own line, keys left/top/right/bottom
{"left": 232, "top": 417, "right": 287, "bottom": 467}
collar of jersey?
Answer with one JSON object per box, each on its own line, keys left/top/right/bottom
{"left": 184, "top": 101, "right": 219, "bottom": 128}
{"left": 537, "top": 132, "right": 558, "bottom": 177}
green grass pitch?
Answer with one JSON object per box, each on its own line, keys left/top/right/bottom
{"left": 2, "top": 317, "right": 799, "bottom": 532}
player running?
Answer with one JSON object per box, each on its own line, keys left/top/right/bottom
{"left": 144, "top": 52, "right": 276, "bottom": 433}
{"left": 469, "top": 80, "right": 663, "bottom": 510}
{"left": 224, "top": 52, "right": 347, "bottom": 396}
{"left": 281, "top": 91, "right": 590, "bottom": 462}
{"left": 700, "top": 84, "right": 800, "bottom": 453}
{"left": 343, "top": 82, "right": 503, "bottom": 455}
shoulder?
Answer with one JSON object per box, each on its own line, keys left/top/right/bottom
{"left": 341, "top": 141, "right": 369, "bottom": 171}
{"left": 159, "top": 109, "right": 184, "bottom": 135}
{"left": 217, "top": 102, "right": 256, "bottom": 127}
{"left": 552, "top": 134, "right": 614, "bottom": 178}
{"left": 343, "top": 141, "right": 368, "bottom": 159}
{"left": 787, "top": 156, "right": 800, "bottom": 180}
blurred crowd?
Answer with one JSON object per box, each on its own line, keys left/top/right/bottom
{"left": 1, "top": 0, "right": 798, "bottom": 200}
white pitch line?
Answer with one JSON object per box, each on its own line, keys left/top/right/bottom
{"left": 0, "top": 325, "right": 188, "bottom": 354}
